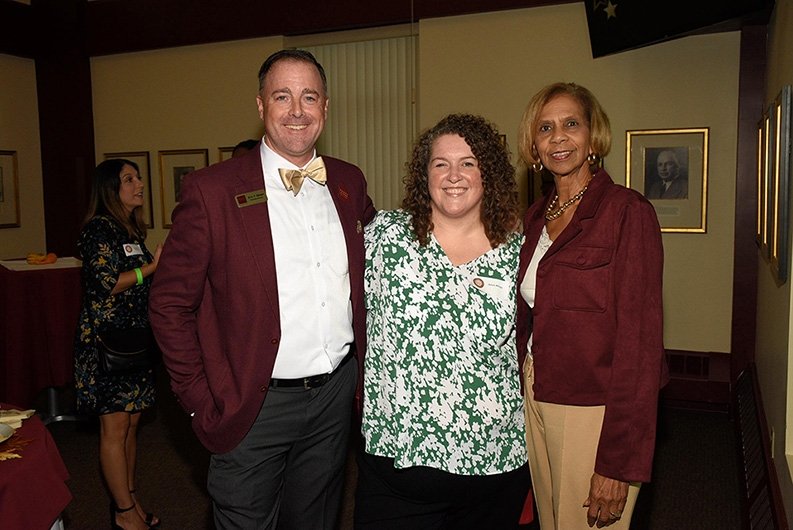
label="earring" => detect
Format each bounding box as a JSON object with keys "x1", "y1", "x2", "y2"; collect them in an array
[
  {"x1": 531, "y1": 161, "x2": 544, "y2": 172},
  {"x1": 587, "y1": 153, "x2": 600, "y2": 166}
]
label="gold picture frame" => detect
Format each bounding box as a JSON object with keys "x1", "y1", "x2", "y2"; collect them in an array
[
  {"x1": 104, "y1": 151, "x2": 154, "y2": 228},
  {"x1": 626, "y1": 128, "x2": 709, "y2": 233},
  {"x1": 757, "y1": 110, "x2": 772, "y2": 260},
  {"x1": 764, "y1": 86, "x2": 791, "y2": 283},
  {"x1": 158, "y1": 149, "x2": 209, "y2": 228},
  {"x1": 0, "y1": 150, "x2": 20, "y2": 228}
]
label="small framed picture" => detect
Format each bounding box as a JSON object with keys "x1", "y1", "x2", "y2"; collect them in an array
[
  {"x1": 158, "y1": 149, "x2": 209, "y2": 228},
  {"x1": 757, "y1": 110, "x2": 772, "y2": 260},
  {"x1": 764, "y1": 85, "x2": 791, "y2": 283},
  {"x1": 104, "y1": 151, "x2": 154, "y2": 228},
  {"x1": 0, "y1": 150, "x2": 20, "y2": 228},
  {"x1": 626, "y1": 128, "x2": 709, "y2": 233},
  {"x1": 218, "y1": 147, "x2": 235, "y2": 162}
]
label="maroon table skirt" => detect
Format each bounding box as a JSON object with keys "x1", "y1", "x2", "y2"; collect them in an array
[
  {"x1": 0, "y1": 404, "x2": 72, "y2": 529},
  {"x1": 0, "y1": 263, "x2": 82, "y2": 407}
]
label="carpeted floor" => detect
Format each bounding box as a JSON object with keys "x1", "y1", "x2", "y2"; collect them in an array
[
  {"x1": 43, "y1": 367, "x2": 742, "y2": 529},
  {"x1": 630, "y1": 406, "x2": 742, "y2": 529}
]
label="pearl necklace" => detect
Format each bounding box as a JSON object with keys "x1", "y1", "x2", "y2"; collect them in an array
[{"x1": 545, "y1": 184, "x2": 589, "y2": 221}]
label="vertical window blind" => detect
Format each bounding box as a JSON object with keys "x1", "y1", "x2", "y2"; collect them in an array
[{"x1": 305, "y1": 36, "x2": 416, "y2": 210}]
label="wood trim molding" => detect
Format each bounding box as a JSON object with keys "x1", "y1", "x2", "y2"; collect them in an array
[
  {"x1": 661, "y1": 350, "x2": 731, "y2": 410},
  {"x1": 730, "y1": 26, "x2": 766, "y2": 380},
  {"x1": 35, "y1": 0, "x2": 95, "y2": 257},
  {"x1": 735, "y1": 365, "x2": 789, "y2": 529}
]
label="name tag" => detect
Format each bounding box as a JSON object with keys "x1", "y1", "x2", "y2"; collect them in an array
[
  {"x1": 236, "y1": 189, "x2": 268, "y2": 208},
  {"x1": 123, "y1": 243, "x2": 143, "y2": 256},
  {"x1": 470, "y1": 275, "x2": 509, "y2": 300}
]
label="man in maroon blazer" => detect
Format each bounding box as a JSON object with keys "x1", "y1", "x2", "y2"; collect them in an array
[{"x1": 149, "y1": 49, "x2": 375, "y2": 529}]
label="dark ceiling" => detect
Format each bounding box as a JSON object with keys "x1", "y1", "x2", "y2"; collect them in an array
[
  {"x1": 0, "y1": 0, "x2": 574, "y2": 58},
  {"x1": 0, "y1": 0, "x2": 773, "y2": 59}
]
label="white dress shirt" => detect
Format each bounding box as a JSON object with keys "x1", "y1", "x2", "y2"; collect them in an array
[
  {"x1": 520, "y1": 226, "x2": 552, "y2": 357},
  {"x1": 260, "y1": 142, "x2": 353, "y2": 378}
]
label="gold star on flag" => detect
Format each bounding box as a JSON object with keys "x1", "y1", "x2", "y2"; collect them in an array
[{"x1": 605, "y1": 1, "x2": 618, "y2": 18}]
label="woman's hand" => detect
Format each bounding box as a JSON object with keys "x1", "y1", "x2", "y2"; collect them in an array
[
  {"x1": 583, "y1": 472, "x2": 628, "y2": 527},
  {"x1": 151, "y1": 243, "x2": 163, "y2": 270},
  {"x1": 109, "y1": 243, "x2": 164, "y2": 295}
]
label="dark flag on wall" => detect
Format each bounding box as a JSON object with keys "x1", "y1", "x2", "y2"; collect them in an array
[{"x1": 585, "y1": 0, "x2": 774, "y2": 58}]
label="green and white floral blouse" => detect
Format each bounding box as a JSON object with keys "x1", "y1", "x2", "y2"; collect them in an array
[{"x1": 362, "y1": 210, "x2": 526, "y2": 476}]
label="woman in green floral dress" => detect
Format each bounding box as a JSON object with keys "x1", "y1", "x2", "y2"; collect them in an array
[
  {"x1": 354, "y1": 114, "x2": 531, "y2": 529},
  {"x1": 74, "y1": 159, "x2": 162, "y2": 530}
]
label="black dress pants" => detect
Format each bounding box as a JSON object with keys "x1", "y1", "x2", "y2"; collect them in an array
[{"x1": 354, "y1": 450, "x2": 530, "y2": 530}]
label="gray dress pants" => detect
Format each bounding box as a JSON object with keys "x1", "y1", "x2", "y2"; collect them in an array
[{"x1": 208, "y1": 356, "x2": 356, "y2": 530}]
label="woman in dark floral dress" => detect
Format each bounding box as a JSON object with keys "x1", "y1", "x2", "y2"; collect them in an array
[{"x1": 74, "y1": 159, "x2": 162, "y2": 530}]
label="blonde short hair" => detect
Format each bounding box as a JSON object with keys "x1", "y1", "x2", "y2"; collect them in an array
[{"x1": 517, "y1": 82, "x2": 612, "y2": 167}]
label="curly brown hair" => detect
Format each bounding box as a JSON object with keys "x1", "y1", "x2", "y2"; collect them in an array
[{"x1": 402, "y1": 114, "x2": 520, "y2": 247}]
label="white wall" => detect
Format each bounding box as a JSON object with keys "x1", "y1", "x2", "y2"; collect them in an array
[
  {"x1": 91, "y1": 37, "x2": 283, "y2": 247},
  {"x1": 5, "y1": 3, "x2": 742, "y2": 361},
  {"x1": 0, "y1": 54, "x2": 45, "y2": 258},
  {"x1": 418, "y1": 3, "x2": 739, "y2": 352},
  {"x1": 756, "y1": 0, "x2": 793, "y2": 520}
]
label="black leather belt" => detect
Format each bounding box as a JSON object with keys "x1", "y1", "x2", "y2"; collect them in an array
[
  {"x1": 270, "y1": 373, "x2": 332, "y2": 389},
  {"x1": 269, "y1": 354, "x2": 352, "y2": 390}
]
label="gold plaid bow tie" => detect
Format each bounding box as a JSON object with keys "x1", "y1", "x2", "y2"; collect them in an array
[{"x1": 278, "y1": 157, "x2": 327, "y2": 196}]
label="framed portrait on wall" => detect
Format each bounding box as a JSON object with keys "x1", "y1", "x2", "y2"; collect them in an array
[
  {"x1": 158, "y1": 149, "x2": 209, "y2": 228},
  {"x1": 766, "y1": 86, "x2": 791, "y2": 283},
  {"x1": 756, "y1": 110, "x2": 772, "y2": 260},
  {"x1": 0, "y1": 150, "x2": 20, "y2": 228},
  {"x1": 626, "y1": 128, "x2": 709, "y2": 233},
  {"x1": 218, "y1": 146, "x2": 235, "y2": 162},
  {"x1": 104, "y1": 151, "x2": 154, "y2": 228}
]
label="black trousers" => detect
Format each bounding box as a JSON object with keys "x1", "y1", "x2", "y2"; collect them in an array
[
  {"x1": 207, "y1": 356, "x2": 356, "y2": 530},
  {"x1": 354, "y1": 450, "x2": 531, "y2": 530}
]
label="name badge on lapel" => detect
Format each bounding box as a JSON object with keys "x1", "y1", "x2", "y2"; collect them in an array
[
  {"x1": 123, "y1": 244, "x2": 143, "y2": 256},
  {"x1": 235, "y1": 189, "x2": 267, "y2": 208}
]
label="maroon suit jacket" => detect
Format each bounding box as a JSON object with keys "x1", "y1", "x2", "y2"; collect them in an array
[
  {"x1": 516, "y1": 169, "x2": 668, "y2": 483},
  {"x1": 149, "y1": 147, "x2": 375, "y2": 453}
]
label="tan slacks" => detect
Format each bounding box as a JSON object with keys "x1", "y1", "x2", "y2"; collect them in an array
[{"x1": 523, "y1": 357, "x2": 640, "y2": 530}]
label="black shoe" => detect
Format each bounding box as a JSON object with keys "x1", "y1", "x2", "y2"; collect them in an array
[
  {"x1": 110, "y1": 502, "x2": 136, "y2": 530},
  {"x1": 130, "y1": 489, "x2": 161, "y2": 528}
]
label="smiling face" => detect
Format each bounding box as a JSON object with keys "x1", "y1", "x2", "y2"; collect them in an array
[
  {"x1": 534, "y1": 93, "x2": 592, "y2": 179},
  {"x1": 428, "y1": 134, "x2": 484, "y2": 225},
  {"x1": 118, "y1": 163, "x2": 144, "y2": 213},
  {"x1": 257, "y1": 59, "x2": 328, "y2": 167}
]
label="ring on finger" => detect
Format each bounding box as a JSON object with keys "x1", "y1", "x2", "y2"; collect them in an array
[{"x1": 609, "y1": 511, "x2": 622, "y2": 519}]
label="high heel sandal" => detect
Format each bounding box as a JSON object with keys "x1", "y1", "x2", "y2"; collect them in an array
[
  {"x1": 130, "y1": 489, "x2": 161, "y2": 528},
  {"x1": 110, "y1": 502, "x2": 136, "y2": 530}
]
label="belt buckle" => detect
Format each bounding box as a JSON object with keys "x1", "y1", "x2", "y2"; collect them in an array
[{"x1": 303, "y1": 374, "x2": 327, "y2": 389}]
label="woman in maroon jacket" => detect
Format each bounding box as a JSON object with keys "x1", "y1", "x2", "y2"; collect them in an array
[{"x1": 516, "y1": 82, "x2": 668, "y2": 529}]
